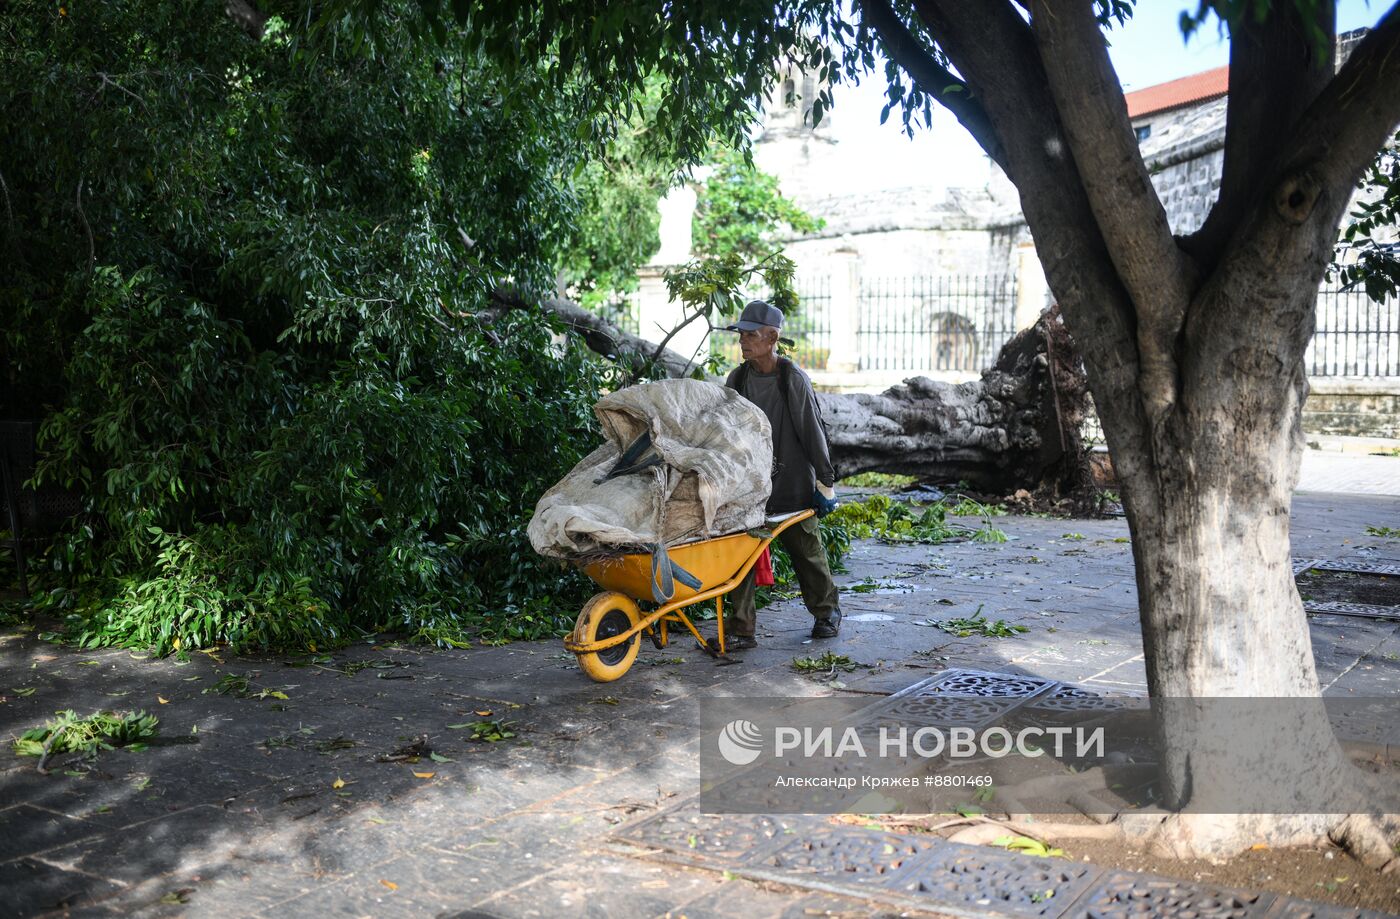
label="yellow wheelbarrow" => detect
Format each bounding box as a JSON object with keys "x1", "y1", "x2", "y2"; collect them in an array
[{"x1": 563, "y1": 509, "x2": 815, "y2": 682}]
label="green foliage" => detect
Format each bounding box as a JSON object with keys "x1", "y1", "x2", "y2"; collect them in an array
[
  {"x1": 559, "y1": 79, "x2": 675, "y2": 307},
  {"x1": 924, "y1": 607, "x2": 1028, "y2": 638},
  {"x1": 13, "y1": 710, "x2": 159, "y2": 758},
  {"x1": 2, "y1": 1, "x2": 643, "y2": 653},
  {"x1": 1366, "y1": 525, "x2": 1400, "y2": 538},
  {"x1": 830, "y1": 493, "x2": 1009, "y2": 544},
  {"x1": 692, "y1": 148, "x2": 823, "y2": 265},
  {"x1": 1333, "y1": 130, "x2": 1400, "y2": 303},
  {"x1": 991, "y1": 835, "x2": 1066, "y2": 859},
  {"x1": 828, "y1": 494, "x2": 955, "y2": 543},
  {"x1": 791, "y1": 651, "x2": 858, "y2": 673},
  {"x1": 463, "y1": 719, "x2": 516, "y2": 742},
  {"x1": 840, "y1": 472, "x2": 917, "y2": 488}
]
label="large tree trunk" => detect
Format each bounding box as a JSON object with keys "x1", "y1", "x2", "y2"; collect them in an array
[
  {"x1": 867, "y1": 0, "x2": 1400, "y2": 865},
  {"x1": 820, "y1": 306, "x2": 1090, "y2": 493},
  {"x1": 489, "y1": 290, "x2": 1092, "y2": 494},
  {"x1": 1118, "y1": 343, "x2": 1364, "y2": 858}
]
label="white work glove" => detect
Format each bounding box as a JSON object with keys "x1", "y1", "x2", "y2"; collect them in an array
[{"x1": 815, "y1": 482, "x2": 836, "y2": 501}]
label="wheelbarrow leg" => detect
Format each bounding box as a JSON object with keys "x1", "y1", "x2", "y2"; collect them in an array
[{"x1": 715, "y1": 594, "x2": 725, "y2": 654}]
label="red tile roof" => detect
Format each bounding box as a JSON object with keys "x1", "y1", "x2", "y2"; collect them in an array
[{"x1": 1125, "y1": 65, "x2": 1229, "y2": 119}]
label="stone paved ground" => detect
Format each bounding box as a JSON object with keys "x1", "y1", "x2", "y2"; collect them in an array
[
  {"x1": 1299, "y1": 451, "x2": 1400, "y2": 496},
  {"x1": 1, "y1": 492, "x2": 1399, "y2": 917}
]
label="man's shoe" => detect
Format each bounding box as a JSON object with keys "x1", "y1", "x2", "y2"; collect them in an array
[
  {"x1": 709, "y1": 634, "x2": 757, "y2": 652},
  {"x1": 810, "y1": 608, "x2": 842, "y2": 639}
]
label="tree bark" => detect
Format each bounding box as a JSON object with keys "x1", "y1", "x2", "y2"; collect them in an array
[
  {"x1": 493, "y1": 290, "x2": 1091, "y2": 494},
  {"x1": 863, "y1": 0, "x2": 1400, "y2": 863},
  {"x1": 820, "y1": 307, "x2": 1089, "y2": 493}
]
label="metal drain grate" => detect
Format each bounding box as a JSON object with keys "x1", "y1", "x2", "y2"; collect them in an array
[
  {"x1": 1312, "y1": 560, "x2": 1400, "y2": 577},
  {"x1": 1304, "y1": 600, "x2": 1400, "y2": 622}
]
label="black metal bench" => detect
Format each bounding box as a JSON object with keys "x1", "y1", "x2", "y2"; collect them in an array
[{"x1": 0, "y1": 421, "x2": 82, "y2": 598}]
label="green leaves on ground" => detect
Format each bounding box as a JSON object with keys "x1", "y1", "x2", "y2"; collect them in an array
[
  {"x1": 992, "y1": 835, "x2": 1065, "y2": 859},
  {"x1": 791, "y1": 651, "x2": 860, "y2": 673},
  {"x1": 13, "y1": 710, "x2": 159, "y2": 759},
  {"x1": 204, "y1": 672, "x2": 289, "y2": 701},
  {"x1": 839, "y1": 472, "x2": 918, "y2": 488},
  {"x1": 450, "y1": 719, "x2": 517, "y2": 742},
  {"x1": 826, "y1": 495, "x2": 1008, "y2": 545},
  {"x1": 919, "y1": 606, "x2": 1028, "y2": 639}
]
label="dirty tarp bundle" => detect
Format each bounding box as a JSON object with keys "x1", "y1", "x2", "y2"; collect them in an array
[{"x1": 528, "y1": 379, "x2": 773, "y2": 600}]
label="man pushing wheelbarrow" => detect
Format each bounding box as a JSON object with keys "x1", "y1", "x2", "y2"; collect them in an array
[
  {"x1": 528, "y1": 302, "x2": 842, "y2": 682},
  {"x1": 718, "y1": 299, "x2": 843, "y2": 650}
]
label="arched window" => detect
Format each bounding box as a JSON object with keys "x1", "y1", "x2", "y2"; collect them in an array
[
  {"x1": 782, "y1": 78, "x2": 796, "y2": 109},
  {"x1": 929, "y1": 312, "x2": 979, "y2": 371}
]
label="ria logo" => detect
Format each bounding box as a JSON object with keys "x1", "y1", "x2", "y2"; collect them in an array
[{"x1": 717, "y1": 719, "x2": 764, "y2": 765}]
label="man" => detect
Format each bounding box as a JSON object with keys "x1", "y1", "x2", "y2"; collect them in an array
[{"x1": 718, "y1": 299, "x2": 842, "y2": 651}]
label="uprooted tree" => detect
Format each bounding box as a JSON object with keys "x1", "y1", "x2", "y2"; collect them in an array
[
  {"x1": 488, "y1": 289, "x2": 1092, "y2": 494},
  {"x1": 428, "y1": 0, "x2": 1400, "y2": 862}
]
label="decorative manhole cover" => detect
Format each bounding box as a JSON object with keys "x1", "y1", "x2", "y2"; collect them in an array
[
  {"x1": 1073, "y1": 871, "x2": 1262, "y2": 918},
  {"x1": 1304, "y1": 601, "x2": 1400, "y2": 622},
  {"x1": 1297, "y1": 568, "x2": 1400, "y2": 620},
  {"x1": 924, "y1": 668, "x2": 1057, "y2": 699},
  {"x1": 878, "y1": 693, "x2": 1023, "y2": 727},
  {"x1": 1314, "y1": 559, "x2": 1400, "y2": 577},
  {"x1": 753, "y1": 830, "x2": 942, "y2": 885},
  {"x1": 1020, "y1": 684, "x2": 1144, "y2": 724},
  {"x1": 890, "y1": 844, "x2": 1099, "y2": 917}
]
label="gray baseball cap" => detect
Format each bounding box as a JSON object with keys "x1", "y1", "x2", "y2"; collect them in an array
[{"x1": 723, "y1": 299, "x2": 785, "y2": 332}]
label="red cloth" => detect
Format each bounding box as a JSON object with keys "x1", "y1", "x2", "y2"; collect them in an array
[{"x1": 754, "y1": 546, "x2": 775, "y2": 586}]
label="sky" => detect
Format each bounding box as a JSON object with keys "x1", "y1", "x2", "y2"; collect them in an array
[{"x1": 816, "y1": 0, "x2": 1387, "y2": 194}]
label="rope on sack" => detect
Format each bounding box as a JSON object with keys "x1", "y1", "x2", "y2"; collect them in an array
[{"x1": 645, "y1": 465, "x2": 701, "y2": 604}]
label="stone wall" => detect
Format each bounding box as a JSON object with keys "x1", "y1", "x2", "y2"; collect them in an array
[
  {"x1": 1135, "y1": 97, "x2": 1226, "y2": 234},
  {"x1": 781, "y1": 224, "x2": 1024, "y2": 280},
  {"x1": 1304, "y1": 380, "x2": 1400, "y2": 439}
]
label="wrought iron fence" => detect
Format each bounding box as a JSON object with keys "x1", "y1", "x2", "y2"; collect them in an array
[
  {"x1": 857, "y1": 275, "x2": 1018, "y2": 373},
  {"x1": 709, "y1": 275, "x2": 833, "y2": 371},
  {"x1": 595, "y1": 294, "x2": 640, "y2": 337},
  {"x1": 1307, "y1": 284, "x2": 1400, "y2": 377}
]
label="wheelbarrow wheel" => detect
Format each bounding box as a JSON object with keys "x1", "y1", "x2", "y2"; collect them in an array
[{"x1": 573, "y1": 592, "x2": 641, "y2": 682}]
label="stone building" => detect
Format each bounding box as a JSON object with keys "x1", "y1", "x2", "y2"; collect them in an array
[{"x1": 638, "y1": 62, "x2": 1048, "y2": 390}]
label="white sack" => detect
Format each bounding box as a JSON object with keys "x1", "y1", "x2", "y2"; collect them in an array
[{"x1": 528, "y1": 379, "x2": 772, "y2": 559}]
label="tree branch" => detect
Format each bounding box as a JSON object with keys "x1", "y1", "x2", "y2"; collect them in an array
[
  {"x1": 1190, "y1": 3, "x2": 1400, "y2": 372},
  {"x1": 1030, "y1": 0, "x2": 1191, "y2": 427},
  {"x1": 1275, "y1": 3, "x2": 1400, "y2": 207},
  {"x1": 856, "y1": 0, "x2": 1008, "y2": 170},
  {"x1": 1184, "y1": 4, "x2": 1335, "y2": 270},
  {"x1": 486, "y1": 288, "x2": 693, "y2": 378},
  {"x1": 75, "y1": 177, "x2": 94, "y2": 275},
  {"x1": 225, "y1": 0, "x2": 269, "y2": 39},
  {"x1": 896, "y1": 0, "x2": 1160, "y2": 513}
]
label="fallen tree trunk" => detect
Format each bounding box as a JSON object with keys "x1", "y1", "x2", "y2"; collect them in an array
[
  {"x1": 819, "y1": 310, "x2": 1090, "y2": 492},
  {"x1": 489, "y1": 290, "x2": 1091, "y2": 494}
]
